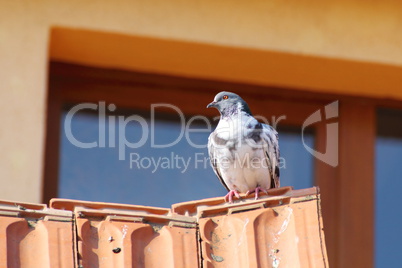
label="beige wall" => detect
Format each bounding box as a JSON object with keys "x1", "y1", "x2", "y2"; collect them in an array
[{"x1": 1, "y1": 0, "x2": 402, "y2": 202}]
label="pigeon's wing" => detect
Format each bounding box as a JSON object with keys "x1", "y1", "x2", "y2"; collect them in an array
[
  {"x1": 261, "y1": 124, "x2": 280, "y2": 188},
  {"x1": 208, "y1": 132, "x2": 230, "y2": 191}
]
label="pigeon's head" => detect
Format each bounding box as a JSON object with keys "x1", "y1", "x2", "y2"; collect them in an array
[{"x1": 207, "y1": 91, "x2": 251, "y2": 116}]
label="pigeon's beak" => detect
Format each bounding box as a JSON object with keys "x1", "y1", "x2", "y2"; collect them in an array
[{"x1": 207, "y1": 101, "x2": 217, "y2": 108}]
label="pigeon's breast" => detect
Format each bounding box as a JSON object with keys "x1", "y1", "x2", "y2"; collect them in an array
[
  {"x1": 215, "y1": 113, "x2": 256, "y2": 141},
  {"x1": 214, "y1": 139, "x2": 271, "y2": 192},
  {"x1": 215, "y1": 118, "x2": 242, "y2": 141},
  {"x1": 211, "y1": 115, "x2": 272, "y2": 192}
]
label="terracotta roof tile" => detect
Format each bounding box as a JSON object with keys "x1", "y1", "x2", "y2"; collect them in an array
[
  {"x1": 0, "y1": 187, "x2": 328, "y2": 267},
  {"x1": 0, "y1": 200, "x2": 73, "y2": 268},
  {"x1": 174, "y1": 186, "x2": 328, "y2": 268},
  {"x1": 51, "y1": 199, "x2": 198, "y2": 268}
]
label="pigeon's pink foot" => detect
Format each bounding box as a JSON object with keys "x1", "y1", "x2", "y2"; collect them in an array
[
  {"x1": 246, "y1": 186, "x2": 268, "y2": 200},
  {"x1": 224, "y1": 190, "x2": 241, "y2": 203}
]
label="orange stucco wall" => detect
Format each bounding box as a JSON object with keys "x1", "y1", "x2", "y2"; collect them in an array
[{"x1": 1, "y1": 0, "x2": 402, "y2": 202}]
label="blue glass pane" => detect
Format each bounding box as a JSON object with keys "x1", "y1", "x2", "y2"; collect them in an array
[
  {"x1": 376, "y1": 110, "x2": 402, "y2": 268},
  {"x1": 280, "y1": 132, "x2": 314, "y2": 189},
  {"x1": 59, "y1": 110, "x2": 314, "y2": 207}
]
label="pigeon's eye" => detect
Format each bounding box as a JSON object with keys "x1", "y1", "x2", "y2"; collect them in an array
[{"x1": 223, "y1": 95, "x2": 229, "y2": 100}]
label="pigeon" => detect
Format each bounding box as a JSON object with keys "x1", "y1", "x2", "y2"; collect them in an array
[{"x1": 207, "y1": 92, "x2": 280, "y2": 203}]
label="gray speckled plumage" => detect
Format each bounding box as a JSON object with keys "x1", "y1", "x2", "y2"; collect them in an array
[{"x1": 207, "y1": 92, "x2": 280, "y2": 200}]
